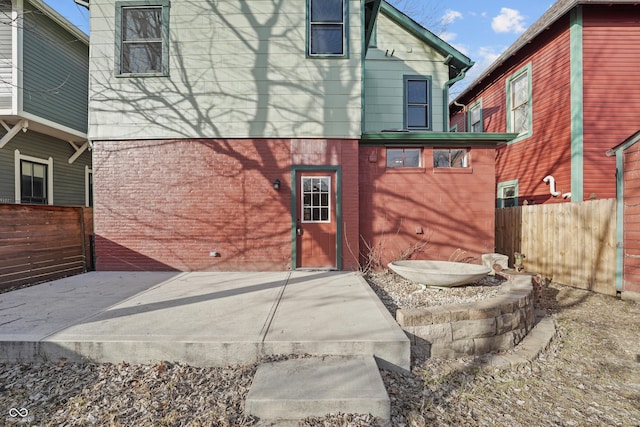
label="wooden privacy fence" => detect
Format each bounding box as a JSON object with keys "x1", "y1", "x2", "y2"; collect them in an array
[
  {"x1": 495, "y1": 199, "x2": 616, "y2": 295},
  {"x1": 0, "y1": 205, "x2": 93, "y2": 291}
]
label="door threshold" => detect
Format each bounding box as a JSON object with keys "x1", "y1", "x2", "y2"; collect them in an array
[{"x1": 295, "y1": 267, "x2": 338, "y2": 272}]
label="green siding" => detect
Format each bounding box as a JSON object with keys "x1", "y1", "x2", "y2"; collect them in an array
[
  {"x1": 22, "y1": 2, "x2": 88, "y2": 133},
  {"x1": 570, "y1": 7, "x2": 584, "y2": 202},
  {"x1": 0, "y1": 130, "x2": 91, "y2": 206}
]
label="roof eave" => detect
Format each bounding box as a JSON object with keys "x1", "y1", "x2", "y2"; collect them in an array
[
  {"x1": 29, "y1": 0, "x2": 89, "y2": 44},
  {"x1": 361, "y1": 131, "x2": 519, "y2": 147},
  {"x1": 452, "y1": 0, "x2": 640, "y2": 106},
  {"x1": 379, "y1": 1, "x2": 473, "y2": 73}
]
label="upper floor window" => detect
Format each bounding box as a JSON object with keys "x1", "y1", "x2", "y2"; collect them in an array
[
  {"x1": 116, "y1": 1, "x2": 170, "y2": 76},
  {"x1": 308, "y1": 0, "x2": 347, "y2": 57},
  {"x1": 434, "y1": 149, "x2": 469, "y2": 168},
  {"x1": 386, "y1": 148, "x2": 421, "y2": 168},
  {"x1": 469, "y1": 101, "x2": 482, "y2": 133},
  {"x1": 404, "y1": 76, "x2": 432, "y2": 130},
  {"x1": 506, "y1": 64, "x2": 532, "y2": 139}
]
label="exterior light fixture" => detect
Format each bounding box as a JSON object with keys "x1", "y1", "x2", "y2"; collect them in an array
[{"x1": 273, "y1": 179, "x2": 281, "y2": 191}]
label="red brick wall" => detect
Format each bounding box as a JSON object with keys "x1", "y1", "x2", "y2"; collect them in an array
[
  {"x1": 93, "y1": 138, "x2": 359, "y2": 271},
  {"x1": 358, "y1": 146, "x2": 496, "y2": 267}
]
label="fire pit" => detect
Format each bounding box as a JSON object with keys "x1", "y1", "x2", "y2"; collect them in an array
[{"x1": 388, "y1": 260, "x2": 491, "y2": 287}]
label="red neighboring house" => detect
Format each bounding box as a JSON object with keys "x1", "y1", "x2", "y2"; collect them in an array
[{"x1": 450, "y1": 0, "x2": 640, "y2": 208}]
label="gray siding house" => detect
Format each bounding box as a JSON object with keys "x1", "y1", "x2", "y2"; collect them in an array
[{"x1": 0, "y1": 0, "x2": 90, "y2": 206}]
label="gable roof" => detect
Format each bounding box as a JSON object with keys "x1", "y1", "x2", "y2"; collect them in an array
[
  {"x1": 30, "y1": 0, "x2": 89, "y2": 44},
  {"x1": 452, "y1": 0, "x2": 638, "y2": 104},
  {"x1": 378, "y1": 1, "x2": 473, "y2": 78}
]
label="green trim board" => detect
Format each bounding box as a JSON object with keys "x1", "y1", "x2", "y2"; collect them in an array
[
  {"x1": 114, "y1": 0, "x2": 171, "y2": 77},
  {"x1": 290, "y1": 165, "x2": 343, "y2": 270},
  {"x1": 361, "y1": 131, "x2": 518, "y2": 146},
  {"x1": 363, "y1": 0, "x2": 382, "y2": 54},
  {"x1": 570, "y1": 6, "x2": 584, "y2": 202},
  {"x1": 505, "y1": 63, "x2": 533, "y2": 144},
  {"x1": 605, "y1": 130, "x2": 640, "y2": 293}
]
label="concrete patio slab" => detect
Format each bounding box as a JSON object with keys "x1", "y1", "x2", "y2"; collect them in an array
[{"x1": 0, "y1": 271, "x2": 410, "y2": 370}]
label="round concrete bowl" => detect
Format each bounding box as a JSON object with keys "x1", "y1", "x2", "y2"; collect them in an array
[{"x1": 388, "y1": 260, "x2": 491, "y2": 287}]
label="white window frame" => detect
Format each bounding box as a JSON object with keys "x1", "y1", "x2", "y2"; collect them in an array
[
  {"x1": 469, "y1": 100, "x2": 483, "y2": 133},
  {"x1": 15, "y1": 149, "x2": 53, "y2": 205},
  {"x1": 301, "y1": 176, "x2": 332, "y2": 223},
  {"x1": 85, "y1": 165, "x2": 93, "y2": 207},
  {"x1": 506, "y1": 64, "x2": 533, "y2": 141}
]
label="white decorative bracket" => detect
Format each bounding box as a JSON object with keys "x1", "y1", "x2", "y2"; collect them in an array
[
  {"x1": 0, "y1": 119, "x2": 29, "y2": 149},
  {"x1": 67, "y1": 140, "x2": 89, "y2": 164}
]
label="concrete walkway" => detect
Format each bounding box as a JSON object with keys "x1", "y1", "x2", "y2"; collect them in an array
[{"x1": 0, "y1": 271, "x2": 410, "y2": 370}]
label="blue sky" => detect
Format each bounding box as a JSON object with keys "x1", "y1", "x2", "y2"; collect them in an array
[{"x1": 45, "y1": 0, "x2": 553, "y2": 94}]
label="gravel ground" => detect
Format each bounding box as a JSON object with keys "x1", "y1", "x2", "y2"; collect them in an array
[{"x1": 1, "y1": 272, "x2": 639, "y2": 426}]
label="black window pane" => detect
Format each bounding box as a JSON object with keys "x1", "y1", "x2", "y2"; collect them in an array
[
  {"x1": 312, "y1": 208, "x2": 320, "y2": 221},
  {"x1": 321, "y1": 208, "x2": 329, "y2": 221},
  {"x1": 310, "y1": 26, "x2": 343, "y2": 55},
  {"x1": 407, "y1": 106, "x2": 427, "y2": 128},
  {"x1": 123, "y1": 8, "x2": 161, "y2": 41},
  {"x1": 311, "y1": 0, "x2": 343, "y2": 22},
  {"x1": 407, "y1": 80, "x2": 427, "y2": 104},
  {"x1": 122, "y1": 42, "x2": 162, "y2": 73}
]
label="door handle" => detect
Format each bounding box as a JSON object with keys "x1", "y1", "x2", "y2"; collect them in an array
[{"x1": 296, "y1": 225, "x2": 303, "y2": 236}]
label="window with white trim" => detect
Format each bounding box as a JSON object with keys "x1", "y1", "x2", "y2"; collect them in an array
[
  {"x1": 302, "y1": 177, "x2": 331, "y2": 222},
  {"x1": 116, "y1": 1, "x2": 170, "y2": 76},
  {"x1": 497, "y1": 181, "x2": 518, "y2": 208},
  {"x1": 469, "y1": 101, "x2": 482, "y2": 133},
  {"x1": 86, "y1": 166, "x2": 93, "y2": 207},
  {"x1": 15, "y1": 150, "x2": 53, "y2": 205},
  {"x1": 308, "y1": 0, "x2": 346, "y2": 57},
  {"x1": 507, "y1": 65, "x2": 532, "y2": 137}
]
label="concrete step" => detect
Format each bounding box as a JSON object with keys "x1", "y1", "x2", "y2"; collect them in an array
[{"x1": 245, "y1": 355, "x2": 390, "y2": 423}]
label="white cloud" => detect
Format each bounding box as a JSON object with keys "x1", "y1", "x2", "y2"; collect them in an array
[
  {"x1": 441, "y1": 9, "x2": 463, "y2": 25},
  {"x1": 438, "y1": 31, "x2": 457, "y2": 43},
  {"x1": 491, "y1": 8, "x2": 526, "y2": 34}
]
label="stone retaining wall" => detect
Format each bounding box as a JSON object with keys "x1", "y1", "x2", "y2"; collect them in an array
[{"x1": 396, "y1": 275, "x2": 536, "y2": 358}]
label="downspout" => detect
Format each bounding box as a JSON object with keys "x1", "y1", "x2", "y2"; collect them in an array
[
  {"x1": 443, "y1": 64, "x2": 471, "y2": 132},
  {"x1": 452, "y1": 101, "x2": 466, "y2": 132}
]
